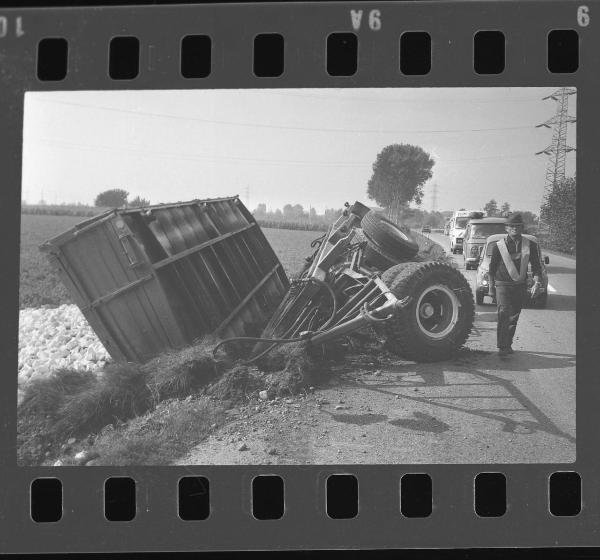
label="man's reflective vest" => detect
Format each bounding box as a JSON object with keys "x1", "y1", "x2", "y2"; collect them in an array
[{"x1": 497, "y1": 236, "x2": 530, "y2": 283}]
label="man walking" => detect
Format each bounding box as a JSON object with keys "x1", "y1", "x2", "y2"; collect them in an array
[{"x1": 488, "y1": 213, "x2": 542, "y2": 356}]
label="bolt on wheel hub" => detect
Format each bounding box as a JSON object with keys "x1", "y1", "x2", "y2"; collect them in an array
[{"x1": 419, "y1": 302, "x2": 435, "y2": 319}]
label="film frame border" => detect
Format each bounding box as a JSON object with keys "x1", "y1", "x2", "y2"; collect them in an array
[{"x1": 0, "y1": 0, "x2": 597, "y2": 552}]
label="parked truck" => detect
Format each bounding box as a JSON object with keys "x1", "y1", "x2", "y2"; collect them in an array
[{"x1": 448, "y1": 210, "x2": 484, "y2": 254}]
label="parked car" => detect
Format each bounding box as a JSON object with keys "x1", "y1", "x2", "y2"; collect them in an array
[
  {"x1": 462, "y1": 217, "x2": 507, "y2": 270},
  {"x1": 475, "y1": 233, "x2": 550, "y2": 307}
]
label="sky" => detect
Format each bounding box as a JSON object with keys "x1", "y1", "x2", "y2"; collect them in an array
[{"x1": 21, "y1": 87, "x2": 577, "y2": 214}]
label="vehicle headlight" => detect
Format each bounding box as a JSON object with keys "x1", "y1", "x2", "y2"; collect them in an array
[{"x1": 470, "y1": 246, "x2": 479, "y2": 256}]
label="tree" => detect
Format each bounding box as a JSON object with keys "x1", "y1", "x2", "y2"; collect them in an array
[
  {"x1": 367, "y1": 144, "x2": 435, "y2": 224},
  {"x1": 253, "y1": 203, "x2": 267, "y2": 218},
  {"x1": 129, "y1": 195, "x2": 151, "y2": 207},
  {"x1": 540, "y1": 177, "x2": 576, "y2": 253},
  {"x1": 95, "y1": 189, "x2": 129, "y2": 208},
  {"x1": 500, "y1": 202, "x2": 511, "y2": 216},
  {"x1": 483, "y1": 199, "x2": 498, "y2": 217}
]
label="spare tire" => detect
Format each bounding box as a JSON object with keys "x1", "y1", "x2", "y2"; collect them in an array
[
  {"x1": 361, "y1": 211, "x2": 419, "y2": 263},
  {"x1": 380, "y1": 261, "x2": 475, "y2": 362}
]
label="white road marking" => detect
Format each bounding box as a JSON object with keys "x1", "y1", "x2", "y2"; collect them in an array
[{"x1": 547, "y1": 283, "x2": 557, "y2": 293}]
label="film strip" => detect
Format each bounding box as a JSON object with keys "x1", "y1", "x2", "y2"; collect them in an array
[{"x1": 0, "y1": 0, "x2": 596, "y2": 552}]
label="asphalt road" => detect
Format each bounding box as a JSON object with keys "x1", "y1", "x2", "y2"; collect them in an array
[{"x1": 178, "y1": 233, "x2": 576, "y2": 465}]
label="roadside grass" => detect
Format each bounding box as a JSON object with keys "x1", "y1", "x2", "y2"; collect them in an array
[
  {"x1": 17, "y1": 337, "x2": 232, "y2": 466},
  {"x1": 85, "y1": 397, "x2": 225, "y2": 466}
]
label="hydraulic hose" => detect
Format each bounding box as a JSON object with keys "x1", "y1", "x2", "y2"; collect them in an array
[{"x1": 212, "y1": 276, "x2": 338, "y2": 364}]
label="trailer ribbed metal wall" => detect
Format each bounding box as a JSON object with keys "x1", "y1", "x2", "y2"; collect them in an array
[{"x1": 40, "y1": 196, "x2": 289, "y2": 363}]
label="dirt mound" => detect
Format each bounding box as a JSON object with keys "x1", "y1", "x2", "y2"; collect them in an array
[
  {"x1": 204, "y1": 365, "x2": 263, "y2": 404},
  {"x1": 144, "y1": 337, "x2": 227, "y2": 402}
]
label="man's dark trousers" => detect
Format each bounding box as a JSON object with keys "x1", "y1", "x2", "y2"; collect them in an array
[{"x1": 496, "y1": 284, "x2": 527, "y2": 349}]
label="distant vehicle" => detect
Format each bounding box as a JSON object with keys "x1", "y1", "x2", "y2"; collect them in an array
[
  {"x1": 462, "y1": 217, "x2": 507, "y2": 270},
  {"x1": 449, "y1": 210, "x2": 482, "y2": 254},
  {"x1": 475, "y1": 233, "x2": 550, "y2": 307},
  {"x1": 444, "y1": 221, "x2": 451, "y2": 236},
  {"x1": 421, "y1": 225, "x2": 431, "y2": 233}
]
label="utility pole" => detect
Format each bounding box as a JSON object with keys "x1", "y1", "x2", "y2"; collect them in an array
[
  {"x1": 431, "y1": 183, "x2": 438, "y2": 213},
  {"x1": 535, "y1": 87, "x2": 576, "y2": 228}
]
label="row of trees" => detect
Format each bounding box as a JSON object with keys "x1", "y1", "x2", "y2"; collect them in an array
[
  {"x1": 540, "y1": 177, "x2": 576, "y2": 253},
  {"x1": 94, "y1": 189, "x2": 150, "y2": 208},
  {"x1": 482, "y1": 199, "x2": 512, "y2": 217},
  {"x1": 252, "y1": 203, "x2": 345, "y2": 228},
  {"x1": 480, "y1": 199, "x2": 539, "y2": 226}
]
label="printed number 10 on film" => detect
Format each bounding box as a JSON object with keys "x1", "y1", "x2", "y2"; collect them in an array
[{"x1": 0, "y1": 16, "x2": 25, "y2": 38}]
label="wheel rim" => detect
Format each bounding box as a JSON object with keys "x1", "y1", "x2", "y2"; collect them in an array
[{"x1": 415, "y1": 284, "x2": 460, "y2": 339}]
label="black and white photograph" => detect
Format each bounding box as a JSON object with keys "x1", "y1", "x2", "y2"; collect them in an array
[{"x1": 17, "y1": 87, "x2": 576, "y2": 466}]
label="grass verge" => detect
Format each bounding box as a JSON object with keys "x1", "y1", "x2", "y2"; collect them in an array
[
  {"x1": 17, "y1": 335, "x2": 322, "y2": 466},
  {"x1": 82, "y1": 396, "x2": 225, "y2": 466}
]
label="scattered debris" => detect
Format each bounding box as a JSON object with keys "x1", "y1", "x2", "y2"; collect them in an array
[
  {"x1": 259, "y1": 390, "x2": 268, "y2": 401},
  {"x1": 238, "y1": 443, "x2": 249, "y2": 451},
  {"x1": 74, "y1": 450, "x2": 100, "y2": 465}
]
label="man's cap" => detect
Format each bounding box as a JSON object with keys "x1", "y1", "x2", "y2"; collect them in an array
[{"x1": 505, "y1": 212, "x2": 524, "y2": 225}]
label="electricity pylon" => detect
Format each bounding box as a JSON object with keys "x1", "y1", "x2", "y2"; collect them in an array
[{"x1": 535, "y1": 87, "x2": 576, "y2": 194}]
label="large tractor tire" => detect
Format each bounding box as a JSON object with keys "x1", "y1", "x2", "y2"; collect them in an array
[
  {"x1": 380, "y1": 261, "x2": 475, "y2": 362},
  {"x1": 361, "y1": 211, "x2": 419, "y2": 266}
]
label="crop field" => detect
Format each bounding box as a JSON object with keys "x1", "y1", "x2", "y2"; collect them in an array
[
  {"x1": 19, "y1": 216, "x2": 322, "y2": 309},
  {"x1": 261, "y1": 227, "x2": 321, "y2": 276},
  {"x1": 20, "y1": 214, "x2": 84, "y2": 309},
  {"x1": 20, "y1": 215, "x2": 444, "y2": 310}
]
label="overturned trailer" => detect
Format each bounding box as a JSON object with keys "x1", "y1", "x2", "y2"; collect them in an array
[
  {"x1": 42, "y1": 197, "x2": 475, "y2": 365},
  {"x1": 40, "y1": 196, "x2": 289, "y2": 362}
]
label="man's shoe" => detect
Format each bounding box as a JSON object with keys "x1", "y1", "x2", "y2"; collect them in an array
[
  {"x1": 507, "y1": 347, "x2": 514, "y2": 354},
  {"x1": 498, "y1": 347, "x2": 511, "y2": 356}
]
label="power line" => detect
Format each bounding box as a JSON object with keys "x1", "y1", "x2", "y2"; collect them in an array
[
  {"x1": 265, "y1": 90, "x2": 550, "y2": 105},
  {"x1": 35, "y1": 98, "x2": 538, "y2": 135},
  {"x1": 32, "y1": 136, "x2": 539, "y2": 167}
]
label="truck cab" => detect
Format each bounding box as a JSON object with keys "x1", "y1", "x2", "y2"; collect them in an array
[{"x1": 449, "y1": 210, "x2": 481, "y2": 254}]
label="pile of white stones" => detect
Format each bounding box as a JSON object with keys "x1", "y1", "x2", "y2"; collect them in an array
[{"x1": 18, "y1": 304, "x2": 111, "y2": 404}]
